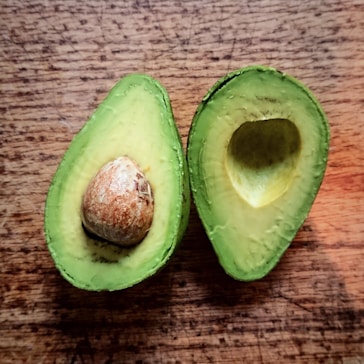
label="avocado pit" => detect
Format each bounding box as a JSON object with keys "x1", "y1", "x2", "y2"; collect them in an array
[{"x1": 81, "y1": 156, "x2": 154, "y2": 246}]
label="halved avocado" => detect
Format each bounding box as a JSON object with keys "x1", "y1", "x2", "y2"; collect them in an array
[
  {"x1": 45, "y1": 74, "x2": 190, "y2": 291},
  {"x1": 187, "y1": 65, "x2": 329, "y2": 281}
]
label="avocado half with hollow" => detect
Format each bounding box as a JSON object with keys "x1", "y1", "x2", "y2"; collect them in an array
[
  {"x1": 45, "y1": 74, "x2": 190, "y2": 291},
  {"x1": 187, "y1": 65, "x2": 329, "y2": 281}
]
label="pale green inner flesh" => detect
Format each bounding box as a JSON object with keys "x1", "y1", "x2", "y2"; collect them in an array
[
  {"x1": 47, "y1": 79, "x2": 182, "y2": 290},
  {"x1": 226, "y1": 119, "x2": 301, "y2": 208}
]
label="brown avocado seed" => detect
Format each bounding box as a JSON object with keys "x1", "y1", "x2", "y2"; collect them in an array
[{"x1": 81, "y1": 156, "x2": 154, "y2": 246}]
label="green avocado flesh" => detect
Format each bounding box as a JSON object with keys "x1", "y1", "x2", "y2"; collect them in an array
[
  {"x1": 188, "y1": 65, "x2": 329, "y2": 281},
  {"x1": 45, "y1": 74, "x2": 190, "y2": 291}
]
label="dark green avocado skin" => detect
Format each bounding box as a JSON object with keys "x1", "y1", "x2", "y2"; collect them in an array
[{"x1": 187, "y1": 65, "x2": 330, "y2": 281}]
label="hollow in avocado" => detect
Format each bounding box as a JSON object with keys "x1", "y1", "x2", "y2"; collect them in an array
[
  {"x1": 44, "y1": 74, "x2": 190, "y2": 291},
  {"x1": 187, "y1": 65, "x2": 329, "y2": 281}
]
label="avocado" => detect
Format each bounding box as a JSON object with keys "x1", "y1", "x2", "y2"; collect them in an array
[
  {"x1": 45, "y1": 74, "x2": 190, "y2": 291},
  {"x1": 187, "y1": 65, "x2": 329, "y2": 281}
]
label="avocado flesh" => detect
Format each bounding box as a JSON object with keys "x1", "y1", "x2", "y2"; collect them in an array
[
  {"x1": 45, "y1": 74, "x2": 190, "y2": 291},
  {"x1": 188, "y1": 66, "x2": 329, "y2": 281}
]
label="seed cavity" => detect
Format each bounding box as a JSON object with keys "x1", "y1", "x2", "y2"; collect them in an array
[{"x1": 225, "y1": 118, "x2": 301, "y2": 208}]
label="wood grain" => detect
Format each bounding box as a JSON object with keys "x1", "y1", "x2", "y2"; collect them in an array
[{"x1": 1, "y1": 0, "x2": 363, "y2": 363}]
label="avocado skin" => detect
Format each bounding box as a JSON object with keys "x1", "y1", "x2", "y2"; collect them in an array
[
  {"x1": 187, "y1": 65, "x2": 330, "y2": 281},
  {"x1": 44, "y1": 74, "x2": 190, "y2": 291}
]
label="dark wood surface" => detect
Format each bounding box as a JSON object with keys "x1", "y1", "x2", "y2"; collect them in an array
[{"x1": 1, "y1": 0, "x2": 363, "y2": 363}]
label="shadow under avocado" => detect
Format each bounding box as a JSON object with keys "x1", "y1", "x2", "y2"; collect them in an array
[
  {"x1": 183, "y1": 206, "x2": 361, "y2": 359},
  {"x1": 47, "y1": 202, "x2": 361, "y2": 362},
  {"x1": 49, "y1": 250, "x2": 177, "y2": 361}
]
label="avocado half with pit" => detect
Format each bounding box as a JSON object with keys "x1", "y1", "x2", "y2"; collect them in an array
[
  {"x1": 187, "y1": 65, "x2": 329, "y2": 281},
  {"x1": 44, "y1": 74, "x2": 190, "y2": 291}
]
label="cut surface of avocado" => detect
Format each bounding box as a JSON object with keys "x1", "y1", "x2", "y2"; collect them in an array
[
  {"x1": 45, "y1": 74, "x2": 190, "y2": 291},
  {"x1": 187, "y1": 65, "x2": 329, "y2": 281}
]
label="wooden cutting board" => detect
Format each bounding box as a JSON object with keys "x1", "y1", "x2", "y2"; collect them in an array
[{"x1": 1, "y1": 0, "x2": 363, "y2": 362}]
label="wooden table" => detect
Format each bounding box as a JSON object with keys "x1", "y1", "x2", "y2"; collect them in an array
[{"x1": 1, "y1": 0, "x2": 363, "y2": 362}]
